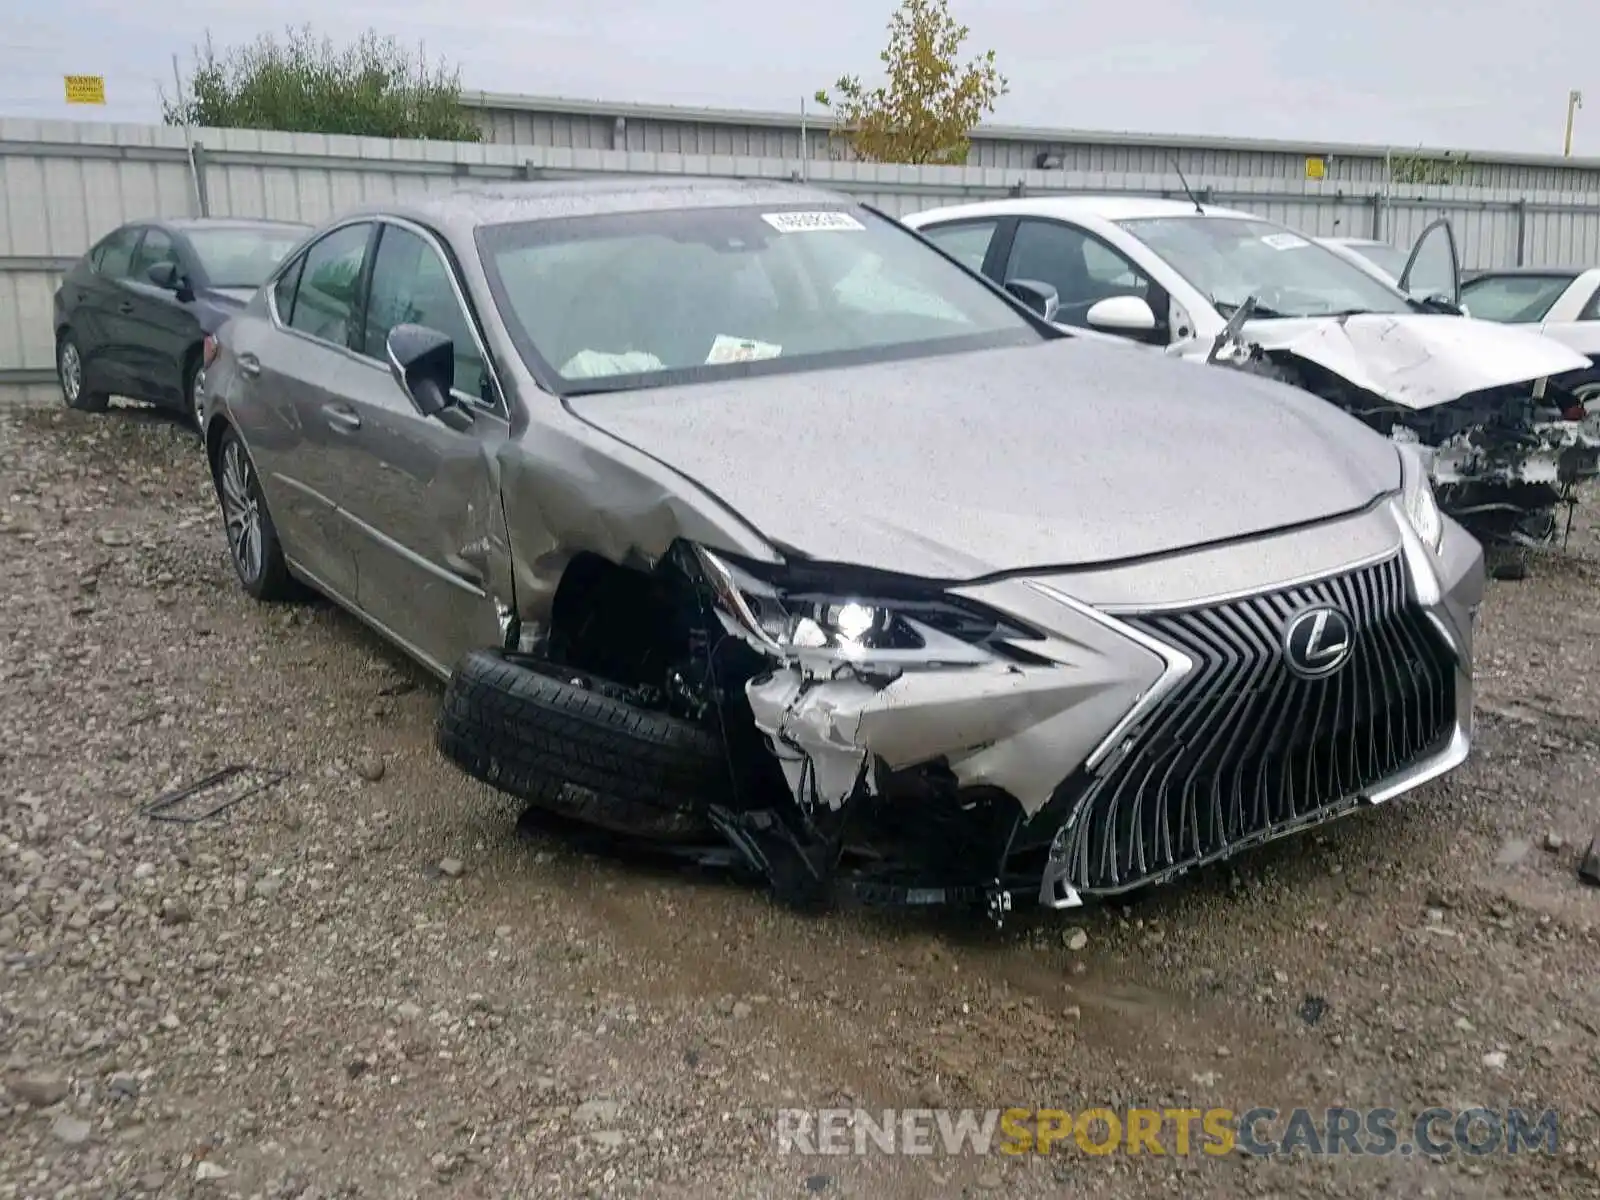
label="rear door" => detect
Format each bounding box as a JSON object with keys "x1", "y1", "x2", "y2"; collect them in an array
[
  {"x1": 227, "y1": 221, "x2": 376, "y2": 604},
  {"x1": 72, "y1": 225, "x2": 145, "y2": 396},
  {"x1": 327, "y1": 218, "x2": 508, "y2": 674}
]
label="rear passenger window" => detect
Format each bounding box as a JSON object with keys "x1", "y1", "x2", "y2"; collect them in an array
[{"x1": 286, "y1": 223, "x2": 372, "y2": 348}]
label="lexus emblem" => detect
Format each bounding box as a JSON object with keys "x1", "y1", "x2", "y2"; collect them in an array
[{"x1": 1283, "y1": 605, "x2": 1354, "y2": 678}]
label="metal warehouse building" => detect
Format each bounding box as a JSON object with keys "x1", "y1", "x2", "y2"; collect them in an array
[{"x1": 462, "y1": 91, "x2": 1600, "y2": 196}]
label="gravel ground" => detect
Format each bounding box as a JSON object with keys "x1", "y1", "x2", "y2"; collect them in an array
[{"x1": 2, "y1": 402, "x2": 1600, "y2": 1200}]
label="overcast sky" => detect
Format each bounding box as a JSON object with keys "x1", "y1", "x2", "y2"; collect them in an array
[{"x1": 2, "y1": 0, "x2": 1594, "y2": 154}]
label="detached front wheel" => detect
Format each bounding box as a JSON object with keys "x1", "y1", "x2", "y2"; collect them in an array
[{"x1": 437, "y1": 649, "x2": 728, "y2": 841}]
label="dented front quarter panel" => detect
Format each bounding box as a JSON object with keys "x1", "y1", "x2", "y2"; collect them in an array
[{"x1": 495, "y1": 405, "x2": 781, "y2": 633}]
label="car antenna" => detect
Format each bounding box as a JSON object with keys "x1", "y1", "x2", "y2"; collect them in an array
[{"x1": 1169, "y1": 155, "x2": 1205, "y2": 214}]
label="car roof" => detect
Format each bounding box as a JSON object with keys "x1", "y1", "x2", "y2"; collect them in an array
[
  {"x1": 1318, "y1": 236, "x2": 1390, "y2": 248},
  {"x1": 1462, "y1": 264, "x2": 1590, "y2": 279},
  {"x1": 905, "y1": 195, "x2": 1261, "y2": 226},
  {"x1": 158, "y1": 217, "x2": 312, "y2": 232},
  {"x1": 341, "y1": 177, "x2": 857, "y2": 236}
]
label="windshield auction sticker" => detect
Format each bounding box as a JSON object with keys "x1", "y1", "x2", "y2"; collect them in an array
[
  {"x1": 761, "y1": 211, "x2": 866, "y2": 233},
  {"x1": 706, "y1": 335, "x2": 783, "y2": 364},
  {"x1": 1260, "y1": 232, "x2": 1310, "y2": 250}
]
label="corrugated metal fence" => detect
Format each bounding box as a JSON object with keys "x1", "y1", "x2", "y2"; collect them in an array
[{"x1": 4, "y1": 117, "x2": 1600, "y2": 403}]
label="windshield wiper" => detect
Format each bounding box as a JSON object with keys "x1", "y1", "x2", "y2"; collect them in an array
[{"x1": 1214, "y1": 298, "x2": 1291, "y2": 319}]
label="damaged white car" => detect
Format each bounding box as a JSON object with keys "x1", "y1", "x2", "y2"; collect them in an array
[
  {"x1": 201, "y1": 179, "x2": 1485, "y2": 922},
  {"x1": 906, "y1": 198, "x2": 1600, "y2": 549}
]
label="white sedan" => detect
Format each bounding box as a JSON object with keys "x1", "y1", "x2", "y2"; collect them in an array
[
  {"x1": 901, "y1": 195, "x2": 1599, "y2": 548},
  {"x1": 1457, "y1": 267, "x2": 1600, "y2": 397}
]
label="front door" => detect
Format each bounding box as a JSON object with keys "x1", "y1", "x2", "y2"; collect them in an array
[
  {"x1": 1399, "y1": 218, "x2": 1462, "y2": 307},
  {"x1": 123, "y1": 227, "x2": 203, "y2": 405},
  {"x1": 999, "y1": 218, "x2": 1170, "y2": 343},
  {"x1": 325, "y1": 219, "x2": 509, "y2": 675}
]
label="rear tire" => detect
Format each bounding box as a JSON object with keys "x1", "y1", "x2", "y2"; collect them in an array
[
  {"x1": 437, "y1": 649, "x2": 727, "y2": 841},
  {"x1": 57, "y1": 330, "x2": 109, "y2": 413},
  {"x1": 213, "y1": 426, "x2": 295, "y2": 601}
]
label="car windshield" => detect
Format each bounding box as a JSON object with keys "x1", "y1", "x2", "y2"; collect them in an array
[
  {"x1": 476, "y1": 204, "x2": 1041, "y2": 391},
  {"x1": 1118, "y1": 215, "x2": 1413, "y2": 318},
  {"x1": 1344, "y1": 241, "x2": 1411, "y2": 282},
  {"x1": 186, "y1": 227, "x2": 308, "y2": 289},
  {"x1": 1458, "y1": 274, "x2": 1575, "y2": 323}
]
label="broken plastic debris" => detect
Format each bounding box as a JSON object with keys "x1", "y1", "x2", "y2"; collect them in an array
[
  {"x1": 139, "y1": 765, "x2": 288, "y2": 824},
  {"x1": 1578, "y1": 836, "x2": 1600, "y2": 887}
]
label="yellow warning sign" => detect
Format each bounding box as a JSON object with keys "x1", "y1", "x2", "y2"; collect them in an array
[
  {"x1": 1304, "y1": 156, "x2": 1327, "y2": 180},
  {"x1": 64, "y1": 75, "x2": 106, "y2": 105}
]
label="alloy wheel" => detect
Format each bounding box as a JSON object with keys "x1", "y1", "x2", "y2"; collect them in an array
[
  {"x1": 59, "y1": 341, "x2": 82, "y2": 405},
  {"x1": 219, "y1": 439, "x2": 264, "y2": 584}
]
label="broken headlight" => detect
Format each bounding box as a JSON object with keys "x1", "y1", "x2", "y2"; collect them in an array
[
  {"x1": 690, "y1": 546, "x2": 1039, "y2": 666},
  {"x1": 1397, "y1": 442, "x2": 1445, "y2": 554}
]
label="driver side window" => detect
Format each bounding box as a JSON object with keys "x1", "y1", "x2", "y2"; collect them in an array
[
  {"x1": 1004, "y1": 220, "x2": 1154, "y2": 329},
  {"x1": 130, "y1": 229, "x2": 179, "y2": 280},
  {"x1": 362, "y1": 223, "x2": 492, "y2": 406}
]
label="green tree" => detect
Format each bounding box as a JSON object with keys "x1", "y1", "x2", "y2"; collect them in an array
[
  {"x1": 1388, "y1": 148, "x2": 1472, "y2": 186},
  {"x1": 163, "y1": 26, "x2": 482, "y2": 141},
  {"x1": 815, "y1": 0, "x2": 1007, "y2": 165}
]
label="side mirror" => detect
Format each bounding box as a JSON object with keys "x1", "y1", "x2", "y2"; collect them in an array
[
  {"x1": 386, "y1": 324, "x2": 471, "y2": 430},
  {"x1": 1085, "y1": 294, "x2": 1158, "y2": 334},
  {"x1": 1005, "y1": 278, "x2": 1060, "y2": 323},
  {"x1": 146, "y1": 262, "x2": 189, "y2": 296}
]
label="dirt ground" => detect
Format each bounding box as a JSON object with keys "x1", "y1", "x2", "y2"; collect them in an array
[{"x1": 2, "y1": 402, "x2": 1599, "y2": 1200}]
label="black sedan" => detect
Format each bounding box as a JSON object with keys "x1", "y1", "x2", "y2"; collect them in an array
[{"x1": 52, "y1": 217, "x2": 310, "y2": 428}]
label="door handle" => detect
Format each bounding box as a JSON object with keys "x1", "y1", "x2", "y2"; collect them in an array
[
  {"x1": 117, "y1": 302, "x2": 135, "y2": 314},
  {"x1": 237, "y1": 353, "x2": 261, "y2": 378},
  {"x1": 321, "y1": 403, "x2": 361, "y2": 433}
]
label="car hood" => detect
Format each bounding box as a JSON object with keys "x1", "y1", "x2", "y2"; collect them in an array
[
  {"x1": 1235, "y1": 313, "x2": 1590, "y2": 409},
  {"x1": 201, "y1": 286, "x2": 257, "y2": 308},
  {"x1": 565, "y1": 338, "x2": 1400, "y2": 579}
]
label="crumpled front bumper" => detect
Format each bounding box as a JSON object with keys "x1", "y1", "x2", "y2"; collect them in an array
[{"x1": 741, "y1": 498, "x2": 1485, "y2": 909}]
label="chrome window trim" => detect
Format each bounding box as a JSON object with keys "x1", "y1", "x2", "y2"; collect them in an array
[{"x1": 263, "y1": 215, "x2": 509, "y2": 421}]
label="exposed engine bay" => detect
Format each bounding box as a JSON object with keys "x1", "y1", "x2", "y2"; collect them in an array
[{"x1": 1202, "y1": 301, "x2": 1600, "y2": 549}]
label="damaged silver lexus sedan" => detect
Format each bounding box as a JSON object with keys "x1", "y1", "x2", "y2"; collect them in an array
[{"x1": 200, "y1": 179, "x2": 1486, "y2": 921}]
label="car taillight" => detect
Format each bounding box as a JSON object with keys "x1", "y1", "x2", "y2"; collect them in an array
[
  {"x1": 1563, "y1": 403, "x2": 1588, "y2": 422},
  {"x1": 203, "y1": 334, "x2": 219, "y2": 368}
]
